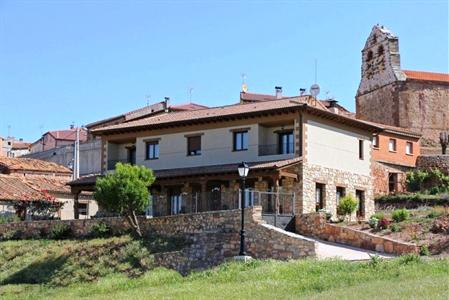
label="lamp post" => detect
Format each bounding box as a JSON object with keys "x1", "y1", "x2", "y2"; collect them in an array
[{"x1": 237, "y1": 161, "x2": 250, "y2": 256}]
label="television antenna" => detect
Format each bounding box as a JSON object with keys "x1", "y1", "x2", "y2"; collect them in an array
[
  {"x1": 241, "y1": 73, "x2": 248, "y2": 92},
  {"x1": 145, "y1": 95, "x2": 151, "y2": 106},
  {"x1": 310, "y1": 84, "x2": 320, "y2": 98},
  {"x1": 189, "y1": 88, "x2": 194, "y2": 103}
]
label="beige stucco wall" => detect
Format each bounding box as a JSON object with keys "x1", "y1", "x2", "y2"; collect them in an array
[
  {"x1": 59, "y1": 195, "x2": 99, "y2": 220},
  {"x1": 305, "y1": 119, "x2": 372, "y2": 176},
  {"x1": 135, "y1": 124, "x2": 294, "y2": 170}
]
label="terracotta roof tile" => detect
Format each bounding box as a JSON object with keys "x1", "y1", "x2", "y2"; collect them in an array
[
  {"x1": 48, "y1": 129, "x2": 87, "y2": 142},
  {"x1": 0, "y1": 157, "x2": 72, "y2": 174},
  {"x1": 403, "y1": 70, "x2": 449, "y2": 83},
  {"x1": 0, "y1": 175, "x2": 68, "y2": 201}
]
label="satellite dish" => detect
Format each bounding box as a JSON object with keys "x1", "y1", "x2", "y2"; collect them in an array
[{"x1": 310, "y1": 84, "x2": 320, "y2": 98}]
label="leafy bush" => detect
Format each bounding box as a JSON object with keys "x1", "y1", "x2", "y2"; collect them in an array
[
  {"x1": 390, "y1": 223, "x2": 401, "y2": 232},
  {"x1": 398, "y1": 254, "x2": 422, "y2": 264},
  {"x1": 337, "y1": 194, "x2": 358, "y2": 219},
  {"x1": 372, "y1": 212, "x2": 385, "y2": 220},
  {"x1": 368, "y1": 216, "x2": 379, "y2": 229},
  {"x1": 392, "y1": 209, "x2": 410, "y2": 223},
  {"x1": 90, "y1": 222, "x2": 111, "y2": 238},
  {"x1": 406, "y1": 169, "x2": 449, "y2": 194},
  {"x1": 49, "y1": 223, "x2": 72, "y2": 239},
  {"x1": 0, "y1": 215, "x2": 21, "y2": 224},
  {"x1": 419, "y1": 245, "x2": 430, "y2": 256},
  {"x1": 0, "y1": 229, "x2": 21, "y2": 241}
]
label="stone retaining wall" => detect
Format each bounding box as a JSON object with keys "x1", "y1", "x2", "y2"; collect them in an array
[
  {"x1": 416, "y1": 155, "x2": 449, "y2": 174},
  {"x1": 296, "y1": 213, "x2": 418, "y2": 255},
  {"x1": 0, "y1": 207, "x2": 316, "y2": 273}
]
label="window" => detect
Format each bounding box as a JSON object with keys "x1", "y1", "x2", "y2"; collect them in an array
[
  {"x1": 279, "y1": 131, "x2": 294, "y2": 154},
  {"x1": 372, "y1": 135, "x2": 379, "y2": 148},
  {"x1": 78, "y1": 203, "x2": 88, "y2": 216},
  {"x1": 233, "y1": 131, "x2": 248, "y2": 151},
  {"x1": 146, "y1": 141, "x2": 159, "y2": 160},
  {"x1": 359, "y1": 140, "x2": 364, "y2": 160},
  {"x1": 315, "y1": 183, "x2": 325, "y2": 212},
  {"x1": 187, "y1": 135, "x2": 201, "y2": 156},
  {"x1": 336, "y1": 187, "x2": 346, "y2": 205},
  {"x1": 389, "y1": 139, "x2": 397, "y2": 152},
  {"x1": 356, "y1": 190, "x2": 365, "y2": 218},
  {"x1": 406, "y1": 142, "x2": 413, "y2": 155},
  {"x1": 389, "y1": 173, "x2": 398, "y2": 193}
]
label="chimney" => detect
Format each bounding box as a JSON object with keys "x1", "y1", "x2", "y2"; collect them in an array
[
  {"x1": 70, "y1": 124, "x2": 75, "y2": 130},
  {"x1": 299, "y1": 88, "x2": 306, "y2": 96},
  {"x1": 328, "y1": 100, "x2": 339, "y2": 114},
  {"x1": 164, "y1": 97, "x2": 170, "y2": 112},
  {"x1": 275, "y1": 86, "x2": 283, "y2": 99}
]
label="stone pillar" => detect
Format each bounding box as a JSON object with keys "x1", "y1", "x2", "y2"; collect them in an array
[
  {"x1": 294, "y1": 114, "x2": 302, "y2": 157},
  {"x1": 200, "y1": 181, "x2": 207, "y2": 212},
  {"x1": 73, "y1": 191, "x2": 80, "y2": 220},
  {"x1": 181, "y1": 183, "x2": 192, "y2": 213}
]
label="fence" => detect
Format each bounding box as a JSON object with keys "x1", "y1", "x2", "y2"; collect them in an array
[{"x1": 150, "y1": 190, "x2": 295, "y2": 217}]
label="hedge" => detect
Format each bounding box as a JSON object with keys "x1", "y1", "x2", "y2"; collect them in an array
[{"x1": 375, "y1": 193, "x2": 449, "y2": 209}]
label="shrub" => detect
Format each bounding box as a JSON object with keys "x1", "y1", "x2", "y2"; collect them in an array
[
  {"x1": 378, "y1": 217, "x2": 390, "y2": 230},
  {"x1": 0, "y1": 229, "x2": 21, "y2": 241},
  {"x1": 337, "y1": 194, "x2": 358, "y2": 219},
  {"x1": 399, "y1": 254, "x2": 422, "y2": 264},
  {"x1": 368, "y1": 216, "x2": 379, "y2": 229},
  {"x1": 390, "y1": 223, "x2": 401, "y2": 232},
  {"x1": 0, "y1": 215, "x2": 21, "y2": 224},
  {"x1": 392, "y1": 209, "x2": 410, "y2": 223},
  {"x1": 419, "y1": 245, "x2": 430, "y2": 256},
  {"x1": 50, "y1": 223, "x2": 72, "y2": 239},
  {"x1": 90, "y1": 222, "x2": 111, "y2": 238}
]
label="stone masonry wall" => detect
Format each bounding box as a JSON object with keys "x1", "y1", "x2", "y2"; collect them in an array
[
  {"x1": 296, "y1": 213, "x2": 418, "y2": 255},
  {"x1": 416, "y1": 155, "x2": 449, "y2": 175},
  {"x1": 301, "y1": 163, "x2": 374, "y2": 219},
  {"x1": 0, "y1": 207, "x2": 316, "y2": 273}
]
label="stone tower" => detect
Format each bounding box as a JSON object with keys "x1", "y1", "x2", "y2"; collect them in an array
[{"x1": 356, "y1": 25, "x2": 449, "y2": 153}]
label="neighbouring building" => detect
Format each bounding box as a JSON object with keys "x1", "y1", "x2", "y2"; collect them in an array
[
  {"x1": 25, "y1": 99, "x2": 208, "y2": 177},
  {"x1": 370, "y1": 124, "x2": 421, "y2": 196},
  {"x1": 30, "y1": 127, "x2": 88, "y2": 154},
  {"x1": 356, "y1": 25, "x2": 449, "y2": 154},
  {"x1": 0, "y1": 157, "x2": 97, "y2": 220},
  {"x1": 0, "y1": 137, "x2": 31, "y2": 158},
  {"x1": 70, "y1": 97, "x2": 382, "y2": 223}
]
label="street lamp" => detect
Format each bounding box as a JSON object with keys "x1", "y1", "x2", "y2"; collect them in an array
[{"x1": 238, "y1": 161, "x2": 250, "y2": 256}]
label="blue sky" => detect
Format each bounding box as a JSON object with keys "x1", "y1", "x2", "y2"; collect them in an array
[{"x1": 0, "y1": 0, "x2": 448, "y2": 142}]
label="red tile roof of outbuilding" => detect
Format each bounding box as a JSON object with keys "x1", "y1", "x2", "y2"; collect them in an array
[{"x1": 0, "y1": 157, "x2": 72, "y2": 175}]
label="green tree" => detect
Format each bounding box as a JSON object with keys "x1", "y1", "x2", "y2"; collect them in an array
[
  {"x1": 94, "y1": 163, "x2": 155, "y2": 237},
  {"x1": 337, "y1": 194, "x2": 358, "y2": 221}
]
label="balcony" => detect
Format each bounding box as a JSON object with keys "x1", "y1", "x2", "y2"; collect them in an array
[
  {"x1": 258, "y1": 143, "x2": 294, "y2": 156},
  {"x1": 107, "y1": 159, "x2": 135, "y2": 170}
]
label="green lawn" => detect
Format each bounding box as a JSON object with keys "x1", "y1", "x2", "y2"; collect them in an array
[{"x1": 0, "y1": 238, "x2": 448, "y2": 299}]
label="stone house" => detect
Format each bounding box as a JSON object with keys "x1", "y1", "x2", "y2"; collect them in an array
[
  {"x1": 0, "y1": 157, "x2": 97, "y2": 220},
  {"x1": 356, "y1": 25, "x2": 449, "y2": 154},
  {"x1": 0, "y1": 137, "x2": 31, "y2": 158},
  {"x1": 74, "y1": 97, "x2": 381, "y2": 223}
]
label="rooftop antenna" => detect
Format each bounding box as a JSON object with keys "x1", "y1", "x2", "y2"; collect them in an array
[
  {"x1": 314, "y1": 59, "x2": 318, "y2": 84},
  {"x1": 189, "y1": 88, "x2": 194, "y2": 104},
  {"x1": 7, "y1": 125, "x2": 11, "y2": 138},
  {"x1": 241, "y1": 73, "x2": 248, "y2": 93},
  {"x1": 145, "y1": 95, "x2": 151, "y2": 106}
]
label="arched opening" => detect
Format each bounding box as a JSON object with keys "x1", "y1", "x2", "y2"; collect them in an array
[
  {"x1": 366, "y1": 50, "x2": 373, "y2": 62},
  {"x1": 378, "y1": 45, "x2": 384, "y2": 56}
]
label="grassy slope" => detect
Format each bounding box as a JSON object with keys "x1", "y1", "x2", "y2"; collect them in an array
[{"x1": 0, "y1": 238, "x2": 448, "y2": 299}]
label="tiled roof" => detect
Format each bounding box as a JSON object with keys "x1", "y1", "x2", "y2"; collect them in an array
[
  {"x1": 48, "y1": 129, "x2": 88, "y2": 142},
  {"x1": 92, "y1": 97, "x2": 382, "y2": 135},
  {"x1": 171, "y1": 103, "x2": 209, "y2": 111},
  {"x1": 0, "y1": 175, "x2": 69, "y2": 202},
  {"x1": 403, "y1": 70, "x2": 449, "y2": 83},
  {"x1": 11, "y1": 142, "x2": 31, "y2": 150},
  {"x1": 68, "y1": 158, "x2": 303, "y2": 186},
  {"x1": 154, "y1": 157, "x2": 303, "y2": 179},
  {"x1": 0, "y1": 157, "x2": 72, "y2": 174}
]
